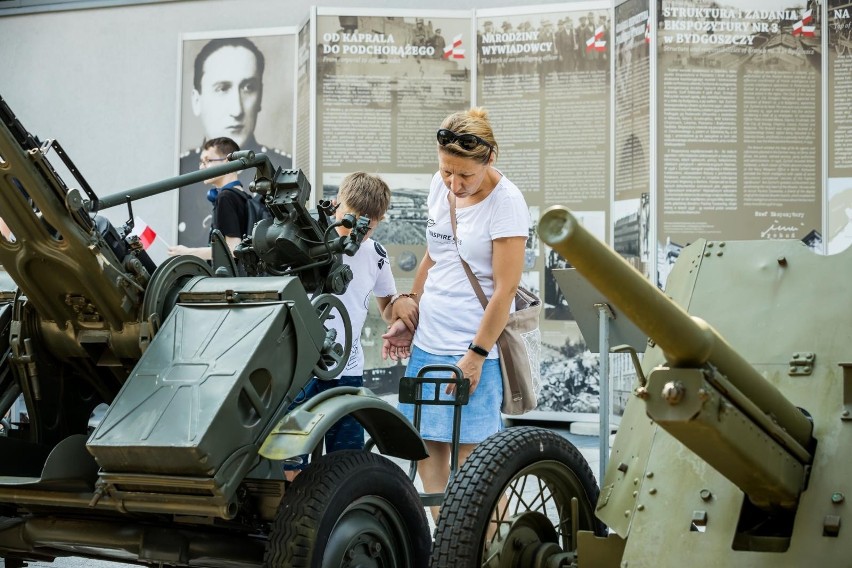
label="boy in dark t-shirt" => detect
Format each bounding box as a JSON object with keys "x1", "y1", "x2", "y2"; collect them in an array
[{"x1": 168, "y1": 137, "x2": 247, "y2": 260}]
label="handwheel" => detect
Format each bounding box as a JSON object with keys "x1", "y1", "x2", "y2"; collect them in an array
[
  {"x1": 431, "y1": 426, "x2": 606, "y2": 567},
  {"x1": 141, "y1": 255, "x2": 213, "y2": 331},
  {"x1": 311, "y1": 293, "x2": 352, "y2": 380},
  {"x1": 264, "y1": 450, "x2": 431, "y2": 568}
]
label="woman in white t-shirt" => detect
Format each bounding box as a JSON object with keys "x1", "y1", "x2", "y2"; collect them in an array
[{"x1": 386, "y1": 108, "x2": 530, "y2": 522}]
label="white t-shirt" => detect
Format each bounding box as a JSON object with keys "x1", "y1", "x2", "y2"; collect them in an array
[
  {"x1": 414, "y1": 171, "x2": 529, "y2": 357},
  {"x1": 327, "y1": 237, "x2": 397, "y2": 375}
]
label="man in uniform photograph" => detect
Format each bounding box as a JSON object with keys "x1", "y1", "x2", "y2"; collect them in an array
[{"x1": 179, "y1": 36, "x2": 292, "y2": 247}]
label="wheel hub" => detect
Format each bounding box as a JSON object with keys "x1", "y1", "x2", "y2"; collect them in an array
[
  {"x1": 487, "y1": 511, "x2": 565, "y2": 568},
  {"x1": 325, "y1": 497, "x2": 410, "y2": 567}
]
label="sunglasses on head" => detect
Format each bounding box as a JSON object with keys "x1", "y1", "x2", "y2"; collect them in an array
[{"x1": 436, "y1": 128, "x2": 493, "y2": 153}]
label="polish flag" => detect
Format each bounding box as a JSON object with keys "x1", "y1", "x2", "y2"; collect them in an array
[
  {"x1": 594, "y1": 26, "x2": 607, "y2": 52},
  {"x1": 443, "y1": 35, "x2": 465, "y2": 59},
  {"x1": 131, "y1": 218, "x2": 169, "y2": 264},
  {"x1": 645, "y1": 22, "x2": 651, "y2": 43},
  {"x1": 586, "y1": 34, "x2": 596, "y2": 52},
  {"x1": 136, "y1": 223, "x2": 157, "y2": 249},
  {"x1": 792, "y1": 10, "x2": 814, "y2": 36}
]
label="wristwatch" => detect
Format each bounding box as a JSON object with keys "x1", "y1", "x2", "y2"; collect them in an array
[
  {"x1": 468, "y1": 342, "x2": 489, "y2": 357},
  {"x1": 389, "y1": 292, "x2": 418, "y2": 306}
]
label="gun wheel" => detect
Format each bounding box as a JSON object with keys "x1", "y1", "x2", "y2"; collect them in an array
[
  {"x1": 142, "y1": 255, "x2": 213, "y2": 330},
  {"x1": 311, "y1": 293, "x2": 352, "y2": 380},
  {"x1": 431, "y1": 426, "x2": 606, "y2": 567},
  {"x1": 264, "y1": 450, "x2": 430, "y2": 568}
]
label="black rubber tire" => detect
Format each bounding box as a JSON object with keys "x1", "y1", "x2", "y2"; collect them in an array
[
  {"x1": 431, "y1": 426, "x2": 606, "y2": 567},
  {"x1": 265, "y1": 450, "x2": 431, "y2": 568}
]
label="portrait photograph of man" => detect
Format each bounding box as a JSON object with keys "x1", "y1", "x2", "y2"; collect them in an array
[{"x1": 177, "y1": 30, "x2": 295, "y2": 247}]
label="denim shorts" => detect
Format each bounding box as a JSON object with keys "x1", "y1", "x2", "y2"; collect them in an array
[{"x1": 398, "y1": 345, "x2": 503, "y2": 444}]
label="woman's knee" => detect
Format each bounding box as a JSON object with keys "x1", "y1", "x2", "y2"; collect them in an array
[{"x1": 424, "y1": 439, "x2": 451, "y2": 461}]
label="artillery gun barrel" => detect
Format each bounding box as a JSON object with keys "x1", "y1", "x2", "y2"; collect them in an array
[
  {"x1": 95, "y1": 151, "x2": 272, "y2": 210},
  {"x1": 537, "y1": 206, "x2": 813, "y2": 452}
]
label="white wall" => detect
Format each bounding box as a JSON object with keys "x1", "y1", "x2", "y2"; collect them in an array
[{"x1": 0, "y1": 0, "x2": 573, "y2": 243}]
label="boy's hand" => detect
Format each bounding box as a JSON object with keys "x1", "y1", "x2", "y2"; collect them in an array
[
  {"x1": 381, "y1": 319, "x2": 413, "y2": 361},
  {"x1": 168, "y1": 245, "x2": 191, "y2": 256},
  {"x1": 391, "y1": 297, "x2": 419, "y2": 333}
]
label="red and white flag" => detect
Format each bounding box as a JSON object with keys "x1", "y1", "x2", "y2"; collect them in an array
[
  {"x1": 586, "y1": 26, "x2": 606, "y2": 52},
  {"x1": 135, "y1": 223, "x2": 157, "y2": 250},
  {"x1": 645, "y1": 22, "x2": 651, "y2": 44},
  {"x1": 594, "y1": 26, "x2": 607, "y2": 51},
  {"x1": 443, "y1": 35, "x2": 465, "y2": 59},
  {"x1": 131, "y1": 218, "x2": 169, "y2": 263},
  {"x1": 792, "y1": 10, "x2": 814, "y2": 36}
]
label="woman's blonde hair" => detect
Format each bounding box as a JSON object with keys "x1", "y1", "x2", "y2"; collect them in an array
[{"x1": 439, "y1": 107, "x2": 498, "y2": 163}]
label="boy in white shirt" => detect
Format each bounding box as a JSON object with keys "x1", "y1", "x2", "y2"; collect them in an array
[{"x1": 285, "y1": 172, "x2": 404, "y2": 473}]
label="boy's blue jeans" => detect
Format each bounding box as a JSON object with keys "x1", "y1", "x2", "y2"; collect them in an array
[{"x1": 281, "y1": 374, "x2": 365, "y2": 471}]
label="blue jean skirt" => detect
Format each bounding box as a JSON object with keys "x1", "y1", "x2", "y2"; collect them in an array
[{"x1": 398, "y1": 345, "x2": 504, "y2": 444}]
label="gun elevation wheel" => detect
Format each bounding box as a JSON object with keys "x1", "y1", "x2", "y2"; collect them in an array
[
  {"x1": 431, "y1": 426, "x2": 606, "y2": 567},
  {"x1": 264, "y1": 450, "x2": 430, "y2": 568},
  {"x1": 311, "y1": 293, "x2": 352, "y2": 380},
  {"x1": 142, "y1": 255, "x2": 213, "y2": 331}
]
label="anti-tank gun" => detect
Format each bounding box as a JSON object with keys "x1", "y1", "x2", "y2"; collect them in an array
[
  {"x1": 0, "y1": 94, "x2": 430, "y2": 568},
  {"x1": 534, "y1": 206, "x2": 847, "y2": 567}
]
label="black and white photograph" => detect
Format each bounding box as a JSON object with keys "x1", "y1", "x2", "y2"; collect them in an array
[
  {"x1": 612, "y1": 196, "x2": 649, "y2": 273},
  {"x1": 656, "y1": 236, "x2": 683, "y2": 289},
  {"x1": 658, "y1": 0, "x2": 821, "y2": 70},
  {"x1": 525, "y1": 204, "x2": 541, "y2": 269},
  {"x1": 477, "y1": 9, "x2": 611, "y2": 79},
  {"x1": 177, "y1": 30, "x2": 296, "y2": 247},
  {"x1": 827, "y1": 177, "x2": 852, "y2": 254},
  {"x1": 537, "y1": 340, "x2": 600, "y2": 413},
  {"x1": 543, "y1": 209, "x2": 605, "y2": 320},
  {"x1": 315, "y1": 11, "x2": 473, "y2": 188},
  {"x1": 323, "y1": 172, "x2": 433, "y2": 246},
  {"x1": 544, "y1": 243, "x2": 573, "y2": 320},
  {"x1": 521, "y1": 270, "x2": 541, "y2": 297}
]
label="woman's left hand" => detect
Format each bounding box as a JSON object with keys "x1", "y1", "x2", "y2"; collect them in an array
[
  {"x1": 391, "y1": 297, "x2": 419, "y2": 333},
  {"x1": 447, "y1": 351, "x2": 485, "y2": 396}
]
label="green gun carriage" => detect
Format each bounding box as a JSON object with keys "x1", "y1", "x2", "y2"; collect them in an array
[{"x1": 0, "y1": 94, "x2": 604, "y2": 568}]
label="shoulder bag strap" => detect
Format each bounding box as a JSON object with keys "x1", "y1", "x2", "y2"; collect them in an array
[
  {"x1": 448, "y1": 193, "x2": 489, "y2": 310},
  {"x1": 451, "y1": 194, "x2": 522, "y2": 401}
]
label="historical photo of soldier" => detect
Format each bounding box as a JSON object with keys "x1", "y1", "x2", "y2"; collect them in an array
[
  {"x1": 177, "y1": 31, "x2": 295, "y2": 247},
  {"x1": 555, "y1": 16, "x2": 578, "y2": 72}
]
